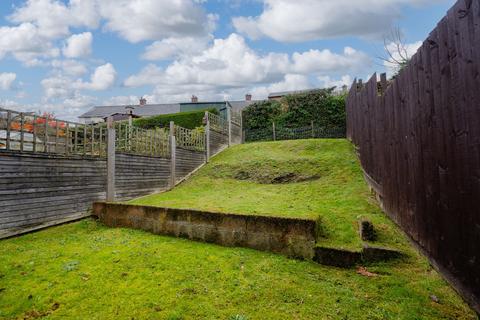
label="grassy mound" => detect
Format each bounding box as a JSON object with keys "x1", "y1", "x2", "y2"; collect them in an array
[{"x1": 131, "y1": 139, "x2": 386, "y2": 250}]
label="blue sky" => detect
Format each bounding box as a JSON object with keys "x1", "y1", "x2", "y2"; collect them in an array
[{"x1": 0, "y1": 0, "x2": 455, "y2": 120}]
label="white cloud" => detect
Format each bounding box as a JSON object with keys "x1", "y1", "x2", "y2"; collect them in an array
[
  {"x1": 3, "y1": 0, "x2": 216, "y2": 65},
  {"x1": 98, "y1": 0, "x2": 216, "y2": 43},
  {"x1": 9, "y1": 0, "x2": 100, "y2": 39},
  {"x1": 292, "y1": 47, "x2": 371, "y2": 74},
  {"x1": 233, "y1": 0, "x2": 442, "y2": 42},
  {"x1": 63, "y1": 32, "x2": 93, "y2": 58},
  {"x1": 125, "y1": 34, "x2": 368, "y2": 94},
  {"x1": 123, "y1": 33, "x2": 374, "y2": 104},
  {"x1": 41, "y1": 63, "x2": 116, "y2": 104},
  {"x1": 0, "y1": 23, "x2": 59, "y2": 65},
  {"x1": 142, "y1": 36, "x2": 211, "y2": 61},
  {"x1": 63, "y1": 93, "x2": 96, "y2": 109},
  {"x1": 0, "y1": 73, "x2": 17, "y2": 90},
  {"x1": 41, "y1": 75, "x2": 73, "y2": 99},
  {"x1": 9, "y1": 0, "x2": 215, "y2": 43},
  {"x1": 104, "y1": 95, "x2": 143, "y2": 106},
  {"x1": 317, "y1": 75, "x2": 353, "y2": 89},
  {"x1": 75, "y1": 63, "x2": 117, "y2": 91},
  {"x1": 124, "y1": 64, "x2": 164, "y2": 87},
  {"x1": 51, "y1": 60, "x2": 88, "y2": 77},
  {"x1": 126, "y1": 34, "x2": 290, "y2": 88}
]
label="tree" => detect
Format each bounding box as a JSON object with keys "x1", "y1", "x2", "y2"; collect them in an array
[{"x1": 378, "y1": 27, "x2": 412, "y2": 78}]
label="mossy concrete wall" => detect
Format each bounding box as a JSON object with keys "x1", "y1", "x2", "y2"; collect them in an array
[{"x1": 93, "y1": 202, "x2": 316, "y2": 259}]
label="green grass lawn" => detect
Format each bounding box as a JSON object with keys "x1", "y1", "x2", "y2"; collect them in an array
[
  {"x1": 0, "y1": 219, "x2": 475, "y2": 320},
  {"x1": 130, "y1": 140, "x2": 404, "y2": 250}
]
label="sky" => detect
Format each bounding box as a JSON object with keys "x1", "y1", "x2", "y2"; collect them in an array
[{"x1": 0, "y1": 0, "x2": 455, "y2": 120}]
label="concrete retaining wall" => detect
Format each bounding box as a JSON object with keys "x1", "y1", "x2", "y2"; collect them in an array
[{"x1": 93, "y1": 202, "x2": 316, "y2": 259}]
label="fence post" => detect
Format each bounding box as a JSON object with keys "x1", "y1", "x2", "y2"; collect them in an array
[
  {"x1": 311, "y1": 121, "x2": 314, "y2": 138},
  {"x1": 20, "y1": 113, "x2": 24, "y2": 152},
  {"x1": 240, "y1": 110, "x2": 244, "y2": 144},
  {"x1": 272, "y1": 121, "x2": 276, "y2": 141},
  {"x1": 227, "y1": 105, "x2": 232, "y2": 146},
  {"x1": 106, "y1": 116, "x2": 116, "y2": 202},
  {"x1": 33, "y1": 114, "x2": 37, "y2": 152},
  {"x1": 6, "y1": 110, "x2": 11, "y2": 150},
  {"x1": 169, "y1": 121, "x2": 176, "y2": 189},
  {"x1": 205, "y1": 111, "x2": 210, "y2": 162}
]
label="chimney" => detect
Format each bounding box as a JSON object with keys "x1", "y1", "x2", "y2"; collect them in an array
[
  {"x1": 139, "y1": 97, "x2": 147, "y2": 106},
  {"x1": 245, "y1": 93, "x2": 252, "y2": 101},
  {"x1": 191, "y1": 95, "x2": 198, "y2": 103}
]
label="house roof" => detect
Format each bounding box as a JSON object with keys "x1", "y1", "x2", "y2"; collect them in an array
[
  {"x1": 227, "y1": 100, "x2": 261, "y2": 110},
  {"x1": 79, "y1": 103, "x2": 181, "y2": 119},
  {"x1": 80, "y1": 99, "x2": 264, "y2": 119}
]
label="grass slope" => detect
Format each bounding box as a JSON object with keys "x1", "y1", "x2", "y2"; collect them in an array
[
  {"x1": 131, "y1": 140, "x2": 398, "y2": 250},
  {"x1": 0, "y1": 220, "x2": 475, "y2": 319}
]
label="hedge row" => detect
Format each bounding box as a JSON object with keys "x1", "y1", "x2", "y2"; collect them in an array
[
  {"x1": 242, "y1": 88, "x2": 346, "y2": 132},
  {"x1": 133, "y1": 108, "x2": 219, "y2": 130}
]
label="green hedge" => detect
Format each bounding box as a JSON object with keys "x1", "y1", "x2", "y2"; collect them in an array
[
  {"x1": 243, "y1": 88, "x2": 346, "y2": 131},
  {"x1": 133, "y1": 108, "x2": 219, "y2": 130},
  {"x1": 242, "y1": 100, "x2": 282, "y2": 131}
]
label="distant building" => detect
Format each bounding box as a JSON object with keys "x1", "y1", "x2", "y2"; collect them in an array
[{"x1": 79, "y1": 94, "x2": 261, "y2": 123}]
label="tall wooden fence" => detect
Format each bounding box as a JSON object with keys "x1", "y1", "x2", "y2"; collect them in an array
[
  {"x1": 346, "y1": 0, "x2": 479, "y2": 312},
  {"x1": 0, "y1": 107, "x2": 240, "y2": 239}
]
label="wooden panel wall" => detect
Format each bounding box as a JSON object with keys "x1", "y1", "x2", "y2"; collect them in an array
[
  {"x1": 175, "y1": 147, "x2": 205, "y2": 182},
  {"x1": 346, "y1": 0, "x2": 480, "y2": 311},
  {"x1": 1, "y1": 118, "x2": 236, "y2": 238},
  {"x1": 231, "y1": 122, "x2": 242, "y2": 145},
  {"x1": 210, "y1": 129, "x2": 228, "y2": 156},
  {"x1": 115, "y1": 153, "x2": 170, "y2": 200},
  {"x1": 0, "y1": 151, "x2": 107, "y2": 238}
]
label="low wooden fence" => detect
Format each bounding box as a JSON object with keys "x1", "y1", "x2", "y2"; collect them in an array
[
  {"x1": 346, "y1": 0, "x2": 479, "y2": 312},
  {"x1": 0, "y1": 107, "x2": 241, "y2": 238},
  {"x1": 245, "y1": 122, "x2": 345, "y2": 142},
  {"x1": 0, "y1": 108, "x2": 106, "y2": 156}
]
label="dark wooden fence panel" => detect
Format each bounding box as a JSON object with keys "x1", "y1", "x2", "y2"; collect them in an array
[
  {"x1": 0, "y1": 151, "x2": 106, "y2": 238},
  {"x1": 346, "y1": 0, "x2": 480, "y2": 312},
  {"x1": 175, "y1": 148, "x2": 205, "y2": 182},
  {"x1": 115, "y1": 153, "x2": 170, "y2": 200}
]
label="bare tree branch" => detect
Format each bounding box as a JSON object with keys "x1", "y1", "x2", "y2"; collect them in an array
[{"x1": 379, "y1": 27, "x2": 412, "y2": 75}]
